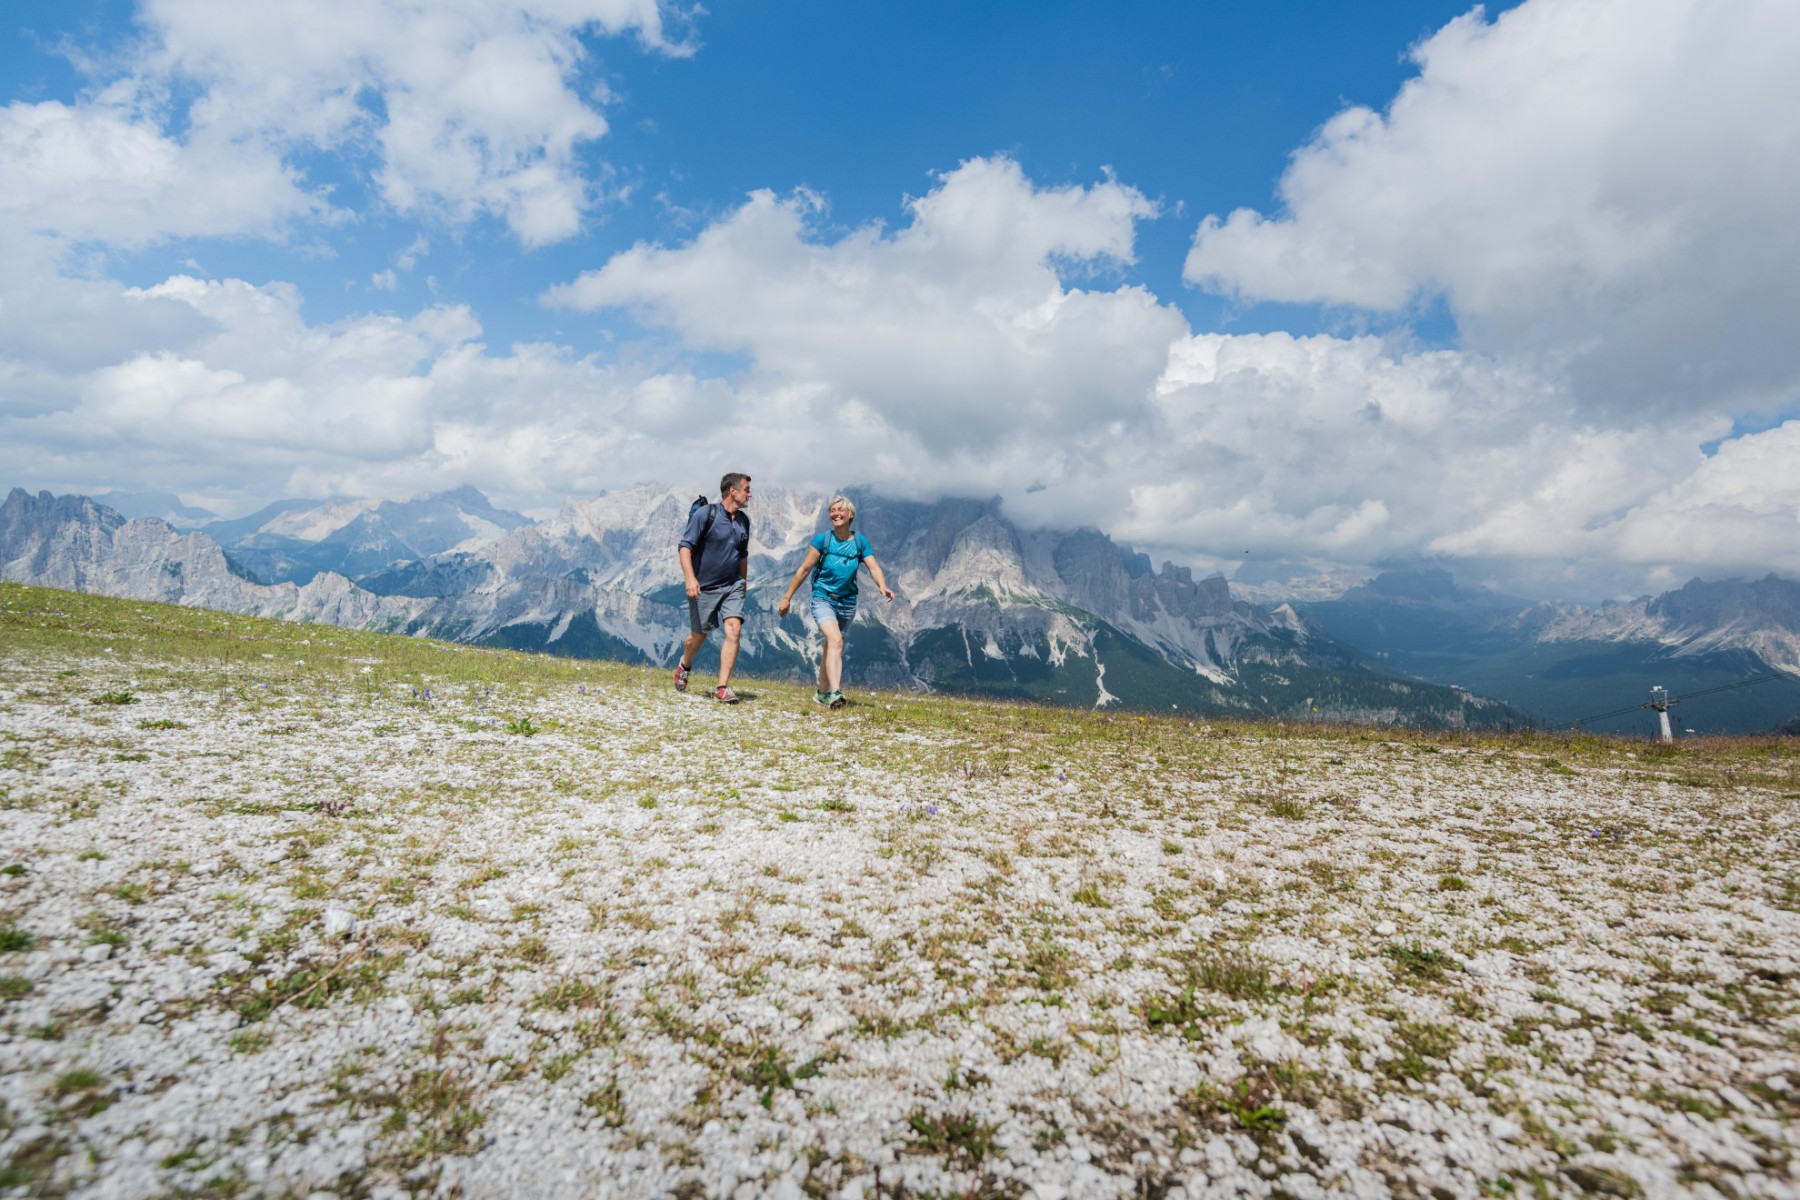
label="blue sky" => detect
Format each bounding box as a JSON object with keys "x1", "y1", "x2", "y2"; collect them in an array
[
  {"x1": 4, "y1": 0, "x2": 1486, "y2": 344},
  {"x1": 2, "y1": 0, "x2": 1798, "y2": 598}
]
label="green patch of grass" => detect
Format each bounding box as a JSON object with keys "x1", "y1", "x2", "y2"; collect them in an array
[
  {"x1": 731, "y1": 1045, "x2": 833, "y2": 1110},
  {"x1": 228, "y1": 1028, "x2": 273, "y2": 1054},
  {"x1": 1185, "y1": 951, "x2": 1278, "y2": 1002},
  {"x1": 356, "y1": 1067, "x2": 485, "y2": 1169},
  {"x1": 1439, "y1": 874, "x2": 1470, "y2": 892},
  {"x1": 505, "y1": 716, "x2": 539, "y2": 736},
  {"x1": 509, "y1": 936, "x2": 552, "y2": 965},
  {"x1": 0, "y1": 1135, "x2": 65, "y2": 1191},
  {"x1": 584, "y1": 1078, "x2": 626, "y2": 1127},
  {"x1": 1383, "y1": 1020, "x2": 1460, "y2": 1082},
  {"x1": 1141, "y1": 984, "x2": 1218, "y2": 1040},
  {"x1": 531, "y1": 978, "x2": 610, "y2": 1012},
  {"x1": 1023, "y1": 940, "x2": 1075, "y2": 992},
  {"x1": 137, "y1": 718, "x2": 187, "y2": 730},
  {"x1": 1387, "y1": 941, "x2": 1463, "y2": 978},
  {"x1": 51, "y1": 1067, "x2": 111, "y2": 1115},
  {"x1": 906, "y1": 1108, "x2": 1000, "y2": 1172},
  {"x1": 1265, "y1": 793, "x2": 1311, "y2": 819},
  {"x1": 230, "y1": 950, "x2": 404, "y2": 1023},
  {"x1": 93, "y1": 690, "x2": 136, "y2": 705},
  {"x1": 821, "y1": 797, "x2": 854, "y2": 812},
  {"x1": 542, "y1": 1052, "x2": 581, "y2": 1083},
  {"x1": 0, "y1": 926, "x2": 33, "y2": 953},
  {"x1": 853, "y1": 1011, "x2": 911, "y2": 1040},
  {"x1": 1071, "y1": 881, "x2": 1110, "y2": 908},
  {"x1": 1189, "y1": 1077, "x2": 1286, "y2": 1133},
  {"x1": 0, "y1": 975, "x2": 32, "y2": 999},
  {"x1": 1, "y1": 864, "x2": 24, "y2": 876}
]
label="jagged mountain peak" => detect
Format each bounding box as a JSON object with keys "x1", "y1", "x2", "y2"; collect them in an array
[{"x1": 1645, "y1": 574, "x2": 1800, "y2": 633}]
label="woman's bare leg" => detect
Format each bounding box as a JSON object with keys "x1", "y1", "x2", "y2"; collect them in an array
[{"x1": 817, "y1": 618, "x2": 845, "y2": 693}]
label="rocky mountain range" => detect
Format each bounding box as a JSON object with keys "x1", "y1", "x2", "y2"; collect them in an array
[
  {"x1": 1300, "y1": 569, "x2": 1800, "y2": 735},
  {"x1": 1, "y1": 484, "x2": 1506, "y2": 727},
  {"x1": 14, "y1": 481, "x2": 1797, "y2": 731}
]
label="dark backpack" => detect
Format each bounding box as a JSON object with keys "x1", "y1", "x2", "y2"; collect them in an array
[{"x1": 683, "y1": 496, "x2": 750, "y2": 564}]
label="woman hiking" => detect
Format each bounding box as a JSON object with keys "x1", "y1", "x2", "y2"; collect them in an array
[{"x1": 777, "y1": 495, "x2": 895, "y2": 708}]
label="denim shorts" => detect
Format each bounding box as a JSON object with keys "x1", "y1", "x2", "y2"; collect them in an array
[
  {"x1": 809, "y1": 592, "x2": 857, "y2": 629},
  {"x1": 690, "y1": 579, "x2": 746, "y2": 633}
]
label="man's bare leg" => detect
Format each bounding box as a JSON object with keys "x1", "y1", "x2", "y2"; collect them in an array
[
  {"x1": 717, "y1": 618, "x2": 742, "y2": 687},
  {"x1": 680, "y1": 629, "x2": 706, "y2": 669}
]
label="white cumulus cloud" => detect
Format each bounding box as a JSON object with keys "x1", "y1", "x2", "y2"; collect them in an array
[
  {"x1": 1185, "y1": 0, "x2": 1800, "y2": 415},
  {"x1": 548, "y1": 157, "x2": 1186, "y2": 455},
  {"x1": 5, "y1": 0, "x2": 684, "y2": 251},
  {"x1": 0, "y1": 97, "x2": 318, "y2": 248}
]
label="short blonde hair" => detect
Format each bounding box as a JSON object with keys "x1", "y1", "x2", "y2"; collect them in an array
[{"x1": 828, "y1": 495, "x2": 857, "y2": 521}]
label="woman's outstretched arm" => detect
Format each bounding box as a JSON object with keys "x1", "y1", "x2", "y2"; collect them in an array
[
  {"x1": 777, "y1": 548, "x2": 822, "y2": 617},
  {"x1": 864, "y1": 556, "x2": 895, "y2": 602}
]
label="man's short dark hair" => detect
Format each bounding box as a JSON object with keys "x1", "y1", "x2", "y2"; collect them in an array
[{"x1": 720, "y1": 472, "x2": 751, "y2": 497}]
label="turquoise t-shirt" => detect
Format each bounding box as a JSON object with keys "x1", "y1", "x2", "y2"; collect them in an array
[{"x1": 810, "y1": 531, "x2": 871, "y2": 600}]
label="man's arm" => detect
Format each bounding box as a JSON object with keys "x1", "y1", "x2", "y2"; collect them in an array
[
  {"x1": 679, "y1": 545, "x2": 700, "y2": 599},
  {"x1": 678, "y1": 507, "x2": 709, "y2": 599}
]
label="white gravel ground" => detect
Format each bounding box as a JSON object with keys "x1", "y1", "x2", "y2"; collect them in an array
[{"x1": 3, "y1": 633, "x2": 1799, "y2": 1199}]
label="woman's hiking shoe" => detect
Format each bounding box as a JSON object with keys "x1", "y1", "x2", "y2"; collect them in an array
[
  {"x1": 827, "y1": 691, "x2": 846, "y2": 709},
  {"x1": 673, "y1": 662, "x2": 691, "y2": 691},
  {"x1": 813, "y1": 691, "x2": 830, "y2": 706},
  {"x1": 715, "y1": 686, "x2": 738, "y2": 703}
]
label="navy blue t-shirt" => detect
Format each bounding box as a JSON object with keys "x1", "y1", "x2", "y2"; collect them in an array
[{"x1": 679, "y1": 504, "x2": 750, "y2": 590}]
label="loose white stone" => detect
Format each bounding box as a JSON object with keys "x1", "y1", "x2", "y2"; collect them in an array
[
  {"x1": 1718, "y1": 1085, "x2": 1755, "y2": 1112},
  {"x1": 321, "y1": 907, "x2": 357, "y2": 939}
]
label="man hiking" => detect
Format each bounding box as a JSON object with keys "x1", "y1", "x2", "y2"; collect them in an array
[
  {"x1": 776, "y1": 494, "x2": 894, "y2": 708},
  {"x1": 675, "y1": 473, "x2": 753, "y2": 703}
]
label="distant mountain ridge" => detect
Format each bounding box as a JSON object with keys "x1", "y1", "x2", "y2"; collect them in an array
[
  {"x1": 207, "y1": 484, "x2": 532, "y2": 587},
  {"x1": 0, "y1": 484, "x2": 1510, "y2": 727},
  {"x1": 1300, "y1": 569, "x2": 1800, "y2": 734}
]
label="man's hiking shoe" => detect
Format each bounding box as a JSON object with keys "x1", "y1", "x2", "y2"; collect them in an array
[
  {"x1": 673, "y1": 662, "x2": 691, "y2": 692},
  {"x1": 813, "y1": 691, "x2": 830, "y2": 706},
  {"x1": 715, "y1": 686, "x2": 738, "y2": 704},
  {"x1": 827, "y1": 691, "x2": 846, "y2": 709}
]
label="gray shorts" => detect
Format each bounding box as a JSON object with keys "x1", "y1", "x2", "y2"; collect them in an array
[{"x1": 689, "y1": 579, "x2": 746, "y2": 634}]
